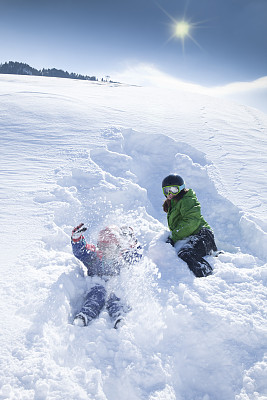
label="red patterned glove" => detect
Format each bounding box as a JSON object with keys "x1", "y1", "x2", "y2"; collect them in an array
[{"x1": 71, "y1": 223, "x2": 87, "y2": 243}]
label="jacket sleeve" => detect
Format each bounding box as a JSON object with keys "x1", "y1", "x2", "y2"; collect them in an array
[
  {"x1": 121, "y1": 244, "x2": 143, "y2": 264},
  {"x1": 71, "y1": 237, "x2": 98, "y2": 275},
  {"x1": 170, "y1": 199, "x2": 202, "y2": 242}
]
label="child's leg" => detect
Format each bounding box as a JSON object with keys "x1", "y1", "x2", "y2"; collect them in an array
[
  {"x1": 74, "y1": 284, "x2": 106, "y2": 325},
  {"x1": 177, "y1": 228, "x2": 216, "y2": 277},
  {"x1": 106, "y1": 293, "x2": 131, "y2": 327}
]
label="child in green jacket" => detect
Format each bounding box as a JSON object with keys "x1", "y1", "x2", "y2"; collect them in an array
[{"x1": 162, "y1": 174, "x2": 217, "y2": 277}]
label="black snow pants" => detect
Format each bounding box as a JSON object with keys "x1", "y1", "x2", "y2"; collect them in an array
[{"x1": 177, "y1": 228, "x2": 217, "y2": 277}]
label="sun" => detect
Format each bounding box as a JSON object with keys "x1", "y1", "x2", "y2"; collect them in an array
[
  {"x1": 174, "y1": 20, "x2": 191, "y2": 39},
  {"x1": 157, "y1": 3, "x2": 206, "y2": 52}
]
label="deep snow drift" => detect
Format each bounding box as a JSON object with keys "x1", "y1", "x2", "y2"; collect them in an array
[{"x1": 0, "y1": 75, "x2": 266, "y2": 400}]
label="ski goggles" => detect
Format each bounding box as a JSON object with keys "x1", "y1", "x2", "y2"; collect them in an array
[{"x1": 162, "y1": 184, "x2": 185, "y2": 196}]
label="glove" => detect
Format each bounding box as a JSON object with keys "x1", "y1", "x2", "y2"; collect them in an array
[
  {"x1": 71, "y1": 223, "x2": 87, "y2": 243},
  {"x1": 166, "y1": 236, "x2": 175, "y2": 247}
]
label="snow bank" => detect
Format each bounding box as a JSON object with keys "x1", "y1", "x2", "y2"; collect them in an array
[{"x1": 0, "y1": 76, "x2": 266, "y2": 400}]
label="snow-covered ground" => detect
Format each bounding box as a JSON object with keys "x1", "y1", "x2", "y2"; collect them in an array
[{"x1": 0, "y1": 74, "x2": 266, "y2": 400}]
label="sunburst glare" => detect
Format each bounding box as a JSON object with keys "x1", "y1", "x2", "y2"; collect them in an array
[{"x1": 157, "y1": 2, "x2": 207, "y2": 52}]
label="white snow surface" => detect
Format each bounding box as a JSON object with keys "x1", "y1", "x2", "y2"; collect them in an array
[{"x1": 0, "y1": 74, "x2": 266, "y2": 400}]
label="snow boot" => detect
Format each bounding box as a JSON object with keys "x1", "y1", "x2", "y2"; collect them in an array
[
  {"x1": 73, "y1": 312, "x2": 89, "y2": 327},
  {"x1": 211, "y1": 249, "x2": 224, "y2": 257},
  {"x1": 114, "y1": 316, "x2": 125, "y2": 329}
]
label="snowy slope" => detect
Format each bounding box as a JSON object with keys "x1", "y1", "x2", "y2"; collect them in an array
[{"x1": 0, "y1": 74, "x2": 266, "y2": 400}]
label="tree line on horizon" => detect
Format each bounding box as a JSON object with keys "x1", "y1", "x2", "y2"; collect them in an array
[{"x1": 0, "y1": 61, "x2": 102, "y2": 81}]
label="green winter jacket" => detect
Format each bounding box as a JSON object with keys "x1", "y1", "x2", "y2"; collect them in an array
[{"x1": 166, "y1": 189, "x2": 211, "y2": 243}]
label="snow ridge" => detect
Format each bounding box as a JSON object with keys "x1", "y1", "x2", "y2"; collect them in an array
[{"x1": 1, "y1": 127, "x2": 266, "y2": 400}]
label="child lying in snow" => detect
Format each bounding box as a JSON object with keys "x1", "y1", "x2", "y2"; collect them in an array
[
  {"x1": 71, "y1": 224, "x2": 143, "y2": 328},
  {"x1": 162, "y1": 174, "x2": 218, "y2": 278}
]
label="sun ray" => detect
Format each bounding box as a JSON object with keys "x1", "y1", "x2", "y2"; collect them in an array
[
  {"x1": 156, "y1": 2, "x2": 178, "y2": 25},
  {"x1": 187, "y1": 33, "x2": 203, "y2": 50}
]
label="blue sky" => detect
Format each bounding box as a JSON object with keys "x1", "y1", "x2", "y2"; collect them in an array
[{"x1": 0, "y1": 0, "x2": 266, "y2": 85}]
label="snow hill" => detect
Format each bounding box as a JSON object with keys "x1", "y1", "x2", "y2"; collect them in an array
[{"x1": 0, "y1": 74, "x2": 266, "y2": 400}]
